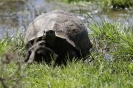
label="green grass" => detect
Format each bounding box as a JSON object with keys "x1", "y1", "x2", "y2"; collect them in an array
[
  {"x1": 1, "y1": 57, "x2": 133, "y2": 88},
  {"x1": 88, "y1": 17, "x2": 133, "y2": 61},
  {"x1": 21, "y1": 59, "x2": 133, "y2": 88},
  {"x1": 61, "y1": 0, "x2": 133, "y2": 9},
  {"x1": 1, "y1": 20, "x2": 133, "y2": 88},
  {"x1": 0, "y1": 32, "x2": 24, "y2": 55},
  {"x1": 102, "y1": 0, "x2": 133, "y2": 9}
]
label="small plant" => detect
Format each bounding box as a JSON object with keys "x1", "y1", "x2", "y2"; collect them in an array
[{"x1": 102, "y1": 0, "x2": 133, "y2": 9}]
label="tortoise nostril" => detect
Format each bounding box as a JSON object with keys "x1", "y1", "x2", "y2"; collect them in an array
[
  {"x1": 50, "y1": 30, "x2": 54, "y2": 34},
  {"x1": 50, "y1": 31, "x2": 54, "y2": 34}
]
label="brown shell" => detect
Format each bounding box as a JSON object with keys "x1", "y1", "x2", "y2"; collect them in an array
[{"x1": 24, "y1": 10, "x2": 92, "y2": 56}]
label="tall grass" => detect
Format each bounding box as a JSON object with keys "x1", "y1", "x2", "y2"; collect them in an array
[
  {"x1": 0, "y1": 32, "x2": 24, "y2": 55},
  {"x1": 21, "y1": 59, "x2": 133, "y2": 88},
  {"x1": 89, "y1": 17, "x2": 133, "y2": 61},
  {"x1": 1, "y1": 58, "x2": 133, "y2": 88}
]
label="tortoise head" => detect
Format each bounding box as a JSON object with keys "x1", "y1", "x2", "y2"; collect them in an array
[
  {"x1": 45, "y1": 30, "x2": 56, "y2": 39},
  {"x1": 45, "y1": 30, "x2": 56, "y2": 47}
]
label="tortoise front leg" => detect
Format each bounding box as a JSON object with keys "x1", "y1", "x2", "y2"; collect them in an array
[
  {"x1": 25, "y1": 40, "x2": 58, "y2": 64},
  {"x1": 24, "y1": 44, "x2": 39, "y2": 64},
  {"x1": 24, "y1": 41, "x2": 45, "y2": 64}
]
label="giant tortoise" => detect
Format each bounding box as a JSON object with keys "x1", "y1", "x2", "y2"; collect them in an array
[{"x1": 24, "y1": 10, "x2": 92, "y2": 65}]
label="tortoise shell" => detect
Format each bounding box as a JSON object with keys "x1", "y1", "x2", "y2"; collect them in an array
[{"x1": 24, "y1": 10, "x2": 92, "y2": 64}]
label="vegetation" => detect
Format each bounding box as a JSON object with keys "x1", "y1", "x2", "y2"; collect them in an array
[
  {"x1": 89, "y1": 17, "x2": 133, "y2": 61},
  {"x1": 102, "y1": 0, "x2": 133, "y2": 9},
  {"x1": 1, "y1": 18, "x2": 133, "y2": 87},
  {"x1": 1, "y1": 0, "x2": 133, "y2": 87},
  {"x1": 61, "y1": 0, "x2": 133, "y2": 9},
  {"x1": 0, "y1": 32, "x2": 24, "y2": 55}
]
